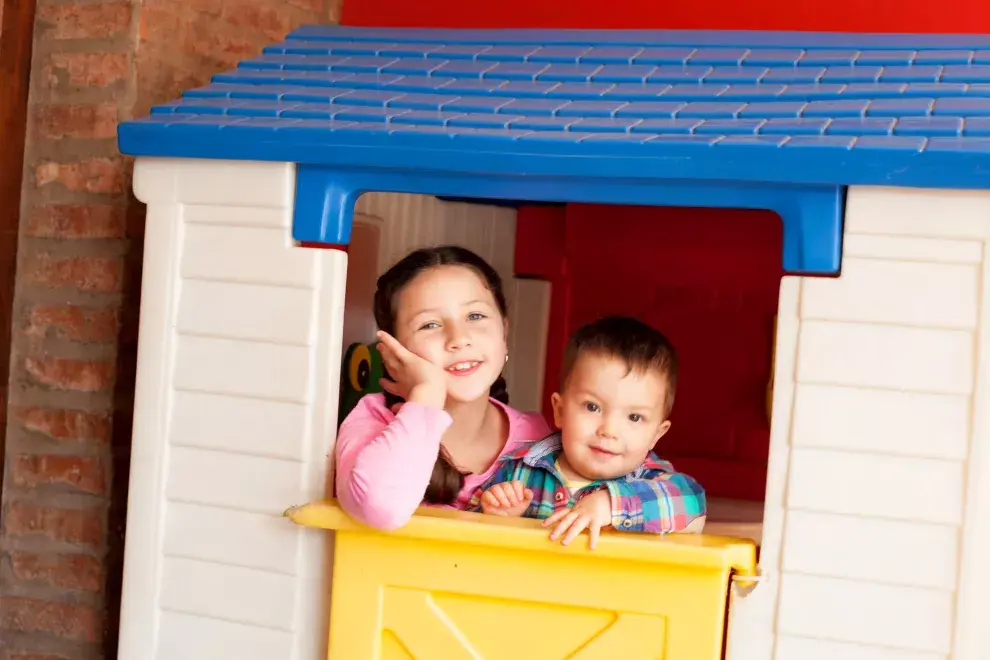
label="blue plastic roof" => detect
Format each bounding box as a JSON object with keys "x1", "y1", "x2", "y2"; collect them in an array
[{"x1": 116, "y1": 26, "x2": 990, "y2": 273}]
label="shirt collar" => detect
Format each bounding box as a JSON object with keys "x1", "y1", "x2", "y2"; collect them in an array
[{"x1": 505, "y1": 431, "x2": 676, "y2": 477}]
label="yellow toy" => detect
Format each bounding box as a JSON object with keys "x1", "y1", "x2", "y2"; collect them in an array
[{"x1": 286, "y1": 500, "x2": 756, "y2": 659}]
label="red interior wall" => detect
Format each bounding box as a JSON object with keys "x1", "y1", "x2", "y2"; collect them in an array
[
  {"x1": 343, "y1": 0, "x2": 990, "y2": 34},
  {"x1": 516, "y1": 205, "x2": 783, "y2": 502}
]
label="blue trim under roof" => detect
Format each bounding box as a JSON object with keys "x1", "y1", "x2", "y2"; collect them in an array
[{"x1": 117, "y1": 26, "x2": 990, "y2": 274}]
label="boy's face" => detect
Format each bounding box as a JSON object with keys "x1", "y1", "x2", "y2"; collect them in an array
[{"x1": 550, "y1": 351, "x2": 672, "y2": 481}]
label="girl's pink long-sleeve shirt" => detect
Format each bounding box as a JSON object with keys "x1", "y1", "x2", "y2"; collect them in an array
[{"x1": 334, "y1": 393, "x2": 551, "y2": 530}]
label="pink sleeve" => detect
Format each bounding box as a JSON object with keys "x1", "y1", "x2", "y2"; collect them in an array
[{"x1": 334, "y1": 394, "x2": 453, "y2": 530}]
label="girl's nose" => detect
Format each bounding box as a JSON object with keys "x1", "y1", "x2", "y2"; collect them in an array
[{"x1": 445, "y1": 323, "x2": 471, "y2": 351}]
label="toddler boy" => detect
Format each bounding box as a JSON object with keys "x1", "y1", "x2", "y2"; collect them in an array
[{"x1": 469, "y1": 316, "x2": 706, "y2": 548}]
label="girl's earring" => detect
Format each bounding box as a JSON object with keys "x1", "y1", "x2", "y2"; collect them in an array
[{"x1": 504, "y1": 353, "x2": 509, "y2": 364}]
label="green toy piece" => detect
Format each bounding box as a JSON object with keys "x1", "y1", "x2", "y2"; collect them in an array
[{"x1": 338, "y1": 342, "x2": 384, "y2": 426}]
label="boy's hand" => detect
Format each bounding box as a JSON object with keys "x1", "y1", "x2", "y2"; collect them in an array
[
  {"x1": 480, "y1": 481, "x2": 533, "y2": 517},
  {"x1": 543, "y1": 489, "x2": 611, "y2": 550}
]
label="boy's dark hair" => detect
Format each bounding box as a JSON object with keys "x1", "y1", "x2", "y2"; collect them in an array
[
  {"x1": 559, "y1": 316, "x2": 679, "y2": 417},
  {"x1": 373, "y1": 245, "x2": 509, "y2": 506}
]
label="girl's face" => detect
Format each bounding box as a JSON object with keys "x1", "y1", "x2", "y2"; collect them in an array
[{"x1": 393, "y1": 265, "x2": 508, "y2": 403}]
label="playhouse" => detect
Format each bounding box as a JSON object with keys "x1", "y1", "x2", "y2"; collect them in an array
[{"x1": 114, "y1": 25, "x2": 990, "y2": 660}]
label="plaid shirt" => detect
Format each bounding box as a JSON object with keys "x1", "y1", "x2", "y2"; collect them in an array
[{"x1": 468, "y1": 432, "x2": 707, "y2": 534}]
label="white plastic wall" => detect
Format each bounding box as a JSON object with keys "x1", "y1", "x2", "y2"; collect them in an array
[
  {"x1": 728, "y1": 186, "x2": 990, "y2": 660},
  {"x1": 118, "y1": 158, "x2": 343, "y2": 660},
  {"x1": 117, "y1": 160, "x2": 549, "y2": 660}
]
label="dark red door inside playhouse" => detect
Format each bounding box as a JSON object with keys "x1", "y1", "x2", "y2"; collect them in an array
[{"x1": 515, "y1": 204, "x2": 783, "y2": 502}]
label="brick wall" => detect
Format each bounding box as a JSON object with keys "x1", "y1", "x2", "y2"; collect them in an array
[{"x1": 0, "y1": 2, "x2": 342, "y2": 658}]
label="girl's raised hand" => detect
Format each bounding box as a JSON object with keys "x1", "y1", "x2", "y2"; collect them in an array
[{"x1": 376, "y1": 330, "x2": 447, "y2": 409}]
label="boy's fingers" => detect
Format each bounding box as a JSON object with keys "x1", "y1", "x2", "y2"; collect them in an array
[
  {"x1": 511, "y1": 481, "x2": 526, "y2": 501},
  {"x1": 493, "y1": 486, "x2": 513, "y2": 509},
  {"x1": 588, "y1": 523, "x2": 601, "y2": 550},
  {"x1": 542, "y1": 508, "x2": 568, "y2": 527},
  {"x1": 561, "y1": 516, "x2": 590, "y2": 546},
  {"x1": 549, "y1": 511, "x2": 578, "y2": 541}
]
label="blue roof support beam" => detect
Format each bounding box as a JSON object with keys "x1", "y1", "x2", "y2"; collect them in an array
[{"x1": 292, "y1": 165, "x2": 844, "y2": 274}]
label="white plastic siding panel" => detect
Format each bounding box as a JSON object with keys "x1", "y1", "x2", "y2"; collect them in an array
[
  {"x1": 800, "y1": 257, "x2": 979, "y2": 330},
  {"x1": 174, "y1": 159, "x2": 294, "y2": 208},
  {"x1": 169, "y1": 391, "x2": 309, "y2": 461},
  {"x1": 777, "y1": 574, "x2": 954, "y2": 654},
  {"x1": 775, "y1": 636, "x2": 945, "y2": 660},
  {"x1": 172, "y1": 336, "x2": 312, "y2": 403},
  {"x1": 796, "y1": 321, "x2": 973, "y2": 395},
  {"x1": 159, "y1": 557, "x2": 298, "y2": 630},
  {"x1": 165, "y1": 446, "x2": 307, "y2": 516},
  {"x1": 844, "y1": 186, "x2": 990, "y2": 239},
  {"x1": 183, "y1": 204, "x2": 291, "y2": 229},
  {"x1": 157, "y1": 611, "x2": 294, "y2": 660},
  {"x1": 782, "y1": 510, "x2": 958, "y2": 590},
  {"x1": 163, "y1": 502, "x2": 299, "y2": 575},
  {"x1": 181, "y1": 224, "x2": 318, "y2": 289},
  {"x1": 119, "y1": 158, "x2": 340, "y2": 660},
  {"x1": 787, "y1": 447, "x2": 964, "y2": 525},
  {"x1": 176, "y1": 279, "x2": 315, "y2": 346},
  {"x1": 954, "y1": 240, "x2": 990, "y2": 660},
  {"x1": 768, "y1": 187, "x2": 990, "y2": 660},
  {"x1": 791, "y1": 384, "x2": 970, "y2": 461},
  {"x1": 842, "y1": 234, "x2": 983, "y2": 264}
]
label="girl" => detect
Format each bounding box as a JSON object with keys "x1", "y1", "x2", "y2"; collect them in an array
[{"x1": 334, "y1": 246, "x2": 551, "y2": 530}]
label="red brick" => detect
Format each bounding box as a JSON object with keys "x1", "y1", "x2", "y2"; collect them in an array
[
  {"x1": 9, "y1": 552, "x2": 103, "y2": 592},
  {"x1": 26, "y1": 204, "x2": 126, "y2": 239},
  {"x1": 23, "y1": 254, "x2": 123, "y2": 292},
  {"x1": 43, "y1": 52, "x2": 130, "y2": 89},
  {"x1": 33, "y1": 104, "x2": 118, "y2": 140},
  {"x1": 11, "y1": 455, "x2": 106, "y2": 495},
  {"x1": 182, "y1": 20, "x2": 259, "y2": 67},
  {"x1": 187, "y1": 0, "x2": 225, "y2": 15},
  {"x1": 3, "y1": 503, "x2": 103, "y2": 548},
  {"x1": 137, "y1": 2, "x2": 184, "y2": 44},
  {"x1": 1, "y1": 597, "x2": 102, "y2": 643},
  {"x1": 13, "y1": 408, "x2": 111, "y2": 445},
  {"x1": 25, "y1": 357, "x2": 115, "y2": 393},
  {"x1": 286, "y1": 0, "x2": 328, "y2": 12},
  {"x1": 35, "y1": 157, "x2": 127, "y2": 194},
  {"x1": 42, "y1": 53, "x2": 131, "y2": 90},
  {"x1": 222, "y1": 0, "x2": 294, "y2": 40},
  {"x1": 25, "y1": 305, "x2": 120, "y2": 342},
  {"x1": 36, "y1": 2, "x2": 131, "y2": 40}
]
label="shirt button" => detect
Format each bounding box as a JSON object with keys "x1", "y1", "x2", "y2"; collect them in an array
[
  {"x1": 554, "y1": 492, "x2": 565, "y2": 502},
  {"x1": 621, "y1": 519, "x2": 633, "y2": 528}
]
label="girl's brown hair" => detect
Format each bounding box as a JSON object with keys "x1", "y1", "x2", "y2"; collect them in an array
[{"x1": 373, "y1": 245, "x2": 509, "y2": 504}]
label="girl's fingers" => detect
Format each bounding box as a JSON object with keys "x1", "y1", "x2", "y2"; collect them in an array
[
  {"x1": 511, "y1": 481, "x2": 526, "y2": 501},
  {"x1": 377, "y1": 344, "x2": 399, "y2": 373},
  {"x1": 378, "y1": 378, "x2": 400, "y2": 394},
  {"x1": 376, "y1": 331, "x2": 412, "y2": 362}
]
